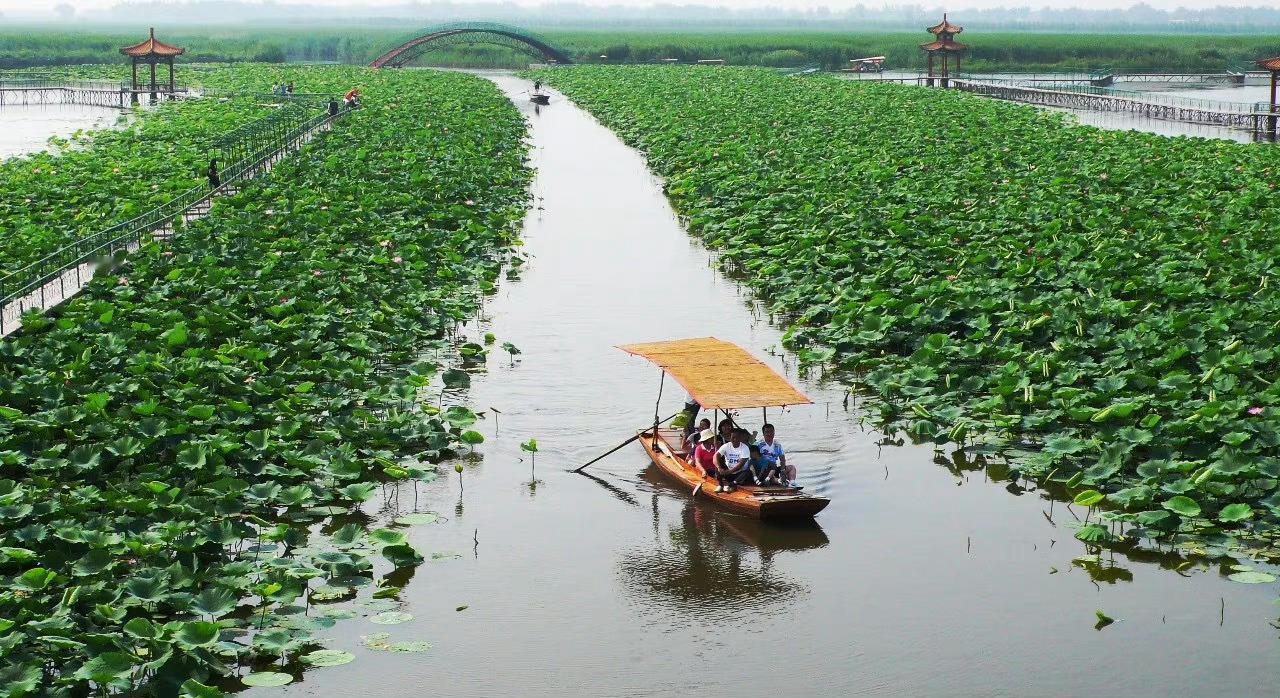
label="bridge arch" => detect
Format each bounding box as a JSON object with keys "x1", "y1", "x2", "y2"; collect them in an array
[{"x1": 370, "y1": 22, "x2": 573, "y2": 68}]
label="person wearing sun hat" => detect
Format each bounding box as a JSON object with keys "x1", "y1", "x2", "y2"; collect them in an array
[{"x1": 691, "y1": 428, "x2": 718, "y2": 478}]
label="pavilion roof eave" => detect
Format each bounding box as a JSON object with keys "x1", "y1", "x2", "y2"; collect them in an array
[
  {"x1": 920, "y1": 40, "x2": 968, "y2": 52},
  {"x1": 120, "y1": 28, "x2": 186, "y2": 58},
  {"x1": 927, "y1": 13, "x2": 964, "y2": 35},
  {"x1": 1257, "y1": 56, "x2": 1280, "y2": 72}
]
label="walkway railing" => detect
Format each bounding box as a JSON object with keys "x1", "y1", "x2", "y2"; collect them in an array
[
  {"x1": 0, "y1": 99, "x2": 349, "y2": 335},
  {"x1": 955, "y1": 74, "x2": 1258, "y2": 113},
  {"x1": 0, "y1": 74, "x2": 126, "y2": 91}
]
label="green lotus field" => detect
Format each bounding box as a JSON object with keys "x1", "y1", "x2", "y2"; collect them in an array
[
  {"x1": 536, "y1": 65, "x2": 1280, "y2": 553},
  {"x1": 0, "y1": 92, "x2": 275, "y2": 278},
  {"x1": 0, "y1": 67, "x2": 529, "y2": 694}
]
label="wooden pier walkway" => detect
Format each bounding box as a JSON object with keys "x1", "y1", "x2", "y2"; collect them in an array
[
  {"x1": 950, "y1": 78, "x2": 1269, "y2": 132},
  {"x1": 0, "y1": 75, "x2": 197, "y2": 109},
  {"x1": 0, "y1": 109, "x2": 343, "y2": 337}
]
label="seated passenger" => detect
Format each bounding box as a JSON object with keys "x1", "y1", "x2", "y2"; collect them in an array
[
  {"x1": 756, "y1": 423, "x2": 791, "y2": 486},
  {"x1": 684, "y1": 418, "x2": 711, "y2": 454},
  {"x1": 715, "y1": 429, "x2": 753, "y2": 492},
  {"x1": 691, "y1": 429, "x2": 717, "y2": 477},
  {"x1": 747, "y1": 443, "x2": 768, "y2": 485},
  {"x1": 717, "y1": 418, "x2": 735, "y2": 444}
]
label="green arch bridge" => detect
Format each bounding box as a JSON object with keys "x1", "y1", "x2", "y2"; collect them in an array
[{"x1": 370, "y1": 22, "x2": 573, "y2": 68}]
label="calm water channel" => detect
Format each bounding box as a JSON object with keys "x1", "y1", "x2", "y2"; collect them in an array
[
  {"x1": 0, "y1": 103, "x2": 120, "y2": 159},
  {"x1": 248, "y1": 73, "x2": 1280, "y2": 696}
]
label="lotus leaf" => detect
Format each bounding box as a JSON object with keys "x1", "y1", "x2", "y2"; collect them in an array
[
  {"x1": 1163, "y1": 496, "x2": 1202, "y2": 518},
  {"x1": 370, "y1": 611, "x2": 413, "y2": 625},
  {"x1": 395, "y1": 513, "x2": 439, "y2": 525},
  {"x1": 1227, "y1": 571, "x2": 1277, "y2": 584},
  {"x1": 1219, "y1": 504, "x2": 1254, "y2": 523},
  {"x1": 241, "y1": 672, "x2": 294, "y2": 688},
  {"x1": 301, "y1": 649, "x2": 356, "y2": 667}
]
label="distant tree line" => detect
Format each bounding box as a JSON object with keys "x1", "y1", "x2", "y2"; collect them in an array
[{"x1": 0, "y1": 26, "x2": 1277, "y2": 74}]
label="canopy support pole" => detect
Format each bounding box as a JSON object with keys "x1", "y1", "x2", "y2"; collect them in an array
[{"x1": 652, "y1": 371, "x2": 665, "y2": 451}]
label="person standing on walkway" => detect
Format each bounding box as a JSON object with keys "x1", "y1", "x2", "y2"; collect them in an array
[{"x1": 207, "y1": 158, "x2": 220, "y2": 189}]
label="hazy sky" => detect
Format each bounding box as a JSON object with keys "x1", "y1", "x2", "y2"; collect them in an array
[{"x1": 6, "y1": 0, "x2": 1278, "y2": 10}]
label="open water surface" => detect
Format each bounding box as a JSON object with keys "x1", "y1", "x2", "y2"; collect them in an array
[
  {"x1": 253, "y1": 74, "x2": 1279, "y2": 697},
  {"x1": 0, "y1": 104, "x2": 120, "y2": 160}
]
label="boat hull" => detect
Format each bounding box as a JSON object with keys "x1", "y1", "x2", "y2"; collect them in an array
[{"x1": 638, "y1": 428, "x2": 829, "y2": 520}]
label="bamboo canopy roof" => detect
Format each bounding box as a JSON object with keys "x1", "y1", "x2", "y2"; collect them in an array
[
  {"x1": 120, "y1": 28, "x2": 186, "y2": 58},
  {"x1": 618, "y1": 337, "x2": 811, "y2": 410},
  {"x1": 1257, "y1": 56, "x2": 1280, "y2": 72},
  {"x1": 927, "y1": 14, "x2": 964, "y2": 35}
]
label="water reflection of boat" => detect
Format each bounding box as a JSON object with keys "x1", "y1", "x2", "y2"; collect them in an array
[
  {"x1": 530, "y1": 92, "x2": 550, "y2": 105},
  {"x1": 619, "y1": 338, "x2": 830, "y2": 520},
  {"x1": 619, "y1": 476, "x2": 818, "y2": 612}
]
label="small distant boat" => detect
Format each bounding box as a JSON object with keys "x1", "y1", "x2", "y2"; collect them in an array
[
  {"x1": 619, "y1": 337, "x2": 831, "y2": 521},
  {"x1": 530, "y1": 93, "x2": 550, "y2": 105}
]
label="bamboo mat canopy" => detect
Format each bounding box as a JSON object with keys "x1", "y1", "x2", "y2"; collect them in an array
[{"x1": 618, "y1": 337, "x2": 811, "y2": 410}]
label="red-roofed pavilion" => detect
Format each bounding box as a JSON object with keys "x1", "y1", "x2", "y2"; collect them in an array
[
  {"x1": 922, "y1": 14, "x2": 967, "y2": 88},
  {"x1": 120, "y1": 28, "x2": 185, "y2": 100},
  {"x1": 1257, "y1": 56, "x2": 1280, "y2": 138}
]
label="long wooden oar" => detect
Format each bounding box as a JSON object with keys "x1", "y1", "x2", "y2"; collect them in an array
[{"x1": 571, "y1": 411, "x2": 679, "y2": 473}]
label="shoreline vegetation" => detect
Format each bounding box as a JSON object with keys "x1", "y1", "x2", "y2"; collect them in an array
[
  {"x1": 0, "y1": 66, "x2": 530, "y2": 694},
  {"x1": 0, "y1": 27, "x2": 1277, "y2": 73},
  {"x1": 534, "y1": 65, "x2": 1280, "y2": 561}
]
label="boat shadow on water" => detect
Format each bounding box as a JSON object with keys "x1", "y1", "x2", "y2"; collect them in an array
[{"x1": 614, "y1": 463, "x2": 828, "y2": 613}]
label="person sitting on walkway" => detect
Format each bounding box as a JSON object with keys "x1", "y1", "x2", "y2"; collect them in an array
[
  {"x1": 756, "y1": 423, "x2": 792, "y2": 486},
  {"x1": 691, "y1": 429, "x2": 717, "y2": 478},
  {"x1": 715, "y1": 428, "x2": 752, "y2": 492}
]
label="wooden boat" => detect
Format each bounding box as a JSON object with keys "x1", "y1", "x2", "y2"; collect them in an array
[
  {"x1": 530, "y1": 93, "x2": 550, "y2": 105},
  {"x1": 619, "y1": 337, "x2": 831, "y2": 521},
  {"x1": 640, "y1": 426, "x2": 829, "y2": 520}
]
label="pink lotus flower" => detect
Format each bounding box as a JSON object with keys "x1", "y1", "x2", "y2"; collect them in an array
[
  {"x1": 1249, "y1": 406, "x2": 1264, "y2": 415},
  {"x1": 117, "y1": 277, "x2": 128, "y2": 286},
  {"x1": 313, "y1": 270, "x2": 323, "y2": 277},
  {"x1": 380, "y1": 240, "x2": 391, "y2": 248},
  {"x1": 946, "y1": 275, "x2": 957, "y2": 281},
  {"x1": 393, "y1": 256, "x2": 403, "y2": 264},
  {"x1": 464, "y1": 199, "x2": 475, "y2": 206}
]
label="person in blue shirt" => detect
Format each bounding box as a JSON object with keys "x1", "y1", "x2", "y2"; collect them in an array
[{"x1": 756, "y1": 423, "x2": 791, "y2": 486}]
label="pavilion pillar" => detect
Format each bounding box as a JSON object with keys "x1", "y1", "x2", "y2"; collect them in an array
[
  {"x1": 927, "y1": 53, "x2": 935, "y2": 87},
  {"x1": 1270, "y1": 71, "x2": 1278, "y2": 140},
  {"x1": 168, "y1": 58, "x2": 175, "y2": 98},
  {"x1": 149, "y1": 60, "x2": 157, "y2": 101}
]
